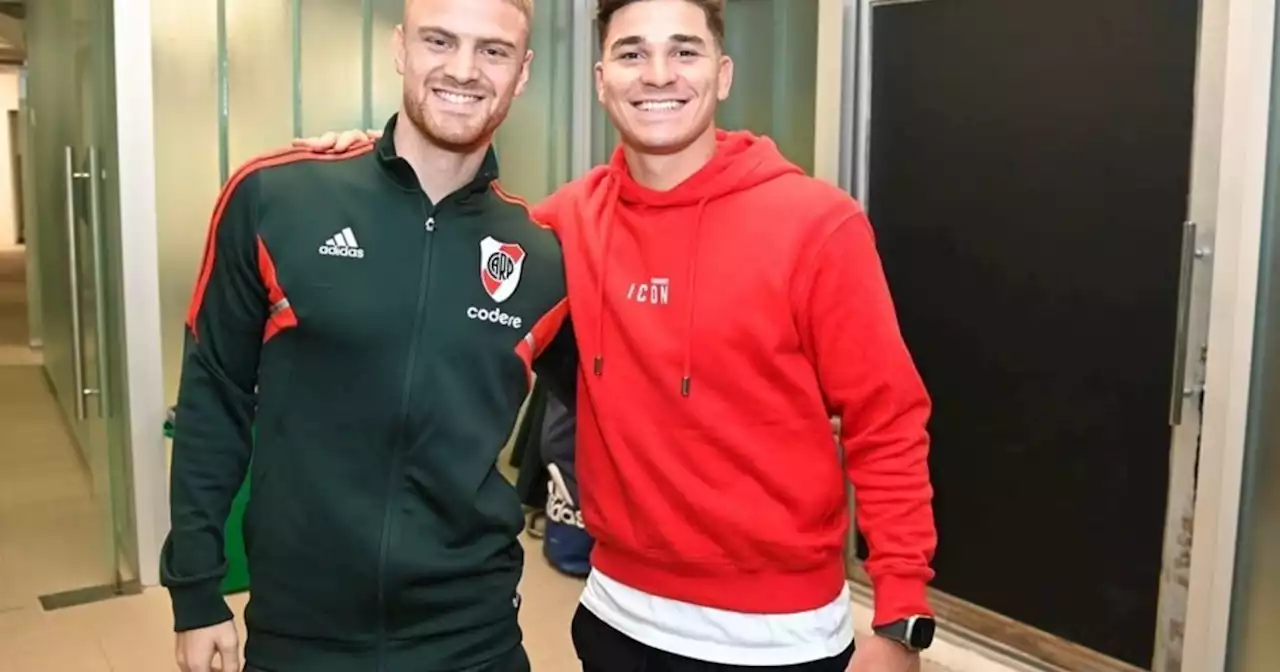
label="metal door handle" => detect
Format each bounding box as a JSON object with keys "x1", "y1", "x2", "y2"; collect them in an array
[
  {"x1": 64, "y1": 146, "x2": 88, "y2": 421},
  {"x1": 1169, "y1": 220, "x2": 1197, "y2": 425},
  {"x1": 86, "y1": 147, "x2": 108, "y2": 417}
]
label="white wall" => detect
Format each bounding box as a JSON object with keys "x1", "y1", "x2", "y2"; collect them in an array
[{"x1": 0, "y1": 65, "x2": 21, "y2": 250}]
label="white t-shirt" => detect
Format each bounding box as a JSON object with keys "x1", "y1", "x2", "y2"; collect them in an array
[{"x1": 580, "y1": 569, "x2": 853, "y2": 666}]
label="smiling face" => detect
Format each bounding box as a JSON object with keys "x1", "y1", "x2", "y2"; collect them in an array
[
  {"x1": 395, "y1": 0, "x2": 533, "y2": 152},
  {"x1": 596, "y1": 0, "x2": 733, "y2": 156}
]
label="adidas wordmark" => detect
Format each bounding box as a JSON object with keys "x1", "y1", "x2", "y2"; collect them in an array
[{"x1": 319, "y1": 227, "x2": 365, "y2": 259}]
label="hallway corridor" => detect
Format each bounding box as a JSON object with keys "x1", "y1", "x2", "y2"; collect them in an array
[{"x1": 0, "y1": 249, "x2": 38, "y2": 366}]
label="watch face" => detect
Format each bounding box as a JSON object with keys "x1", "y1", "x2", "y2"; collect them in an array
[{"x1": 908, "y1": 617, "x2": 937, "y2": 649}]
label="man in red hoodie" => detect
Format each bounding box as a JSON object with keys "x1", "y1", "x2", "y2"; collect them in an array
[
  {"x1": 541, "y1": 2, "x2": 937, "y2": 670},
  {"x1": 300, "y1": 1, "x2": 937, "y2": 669}
]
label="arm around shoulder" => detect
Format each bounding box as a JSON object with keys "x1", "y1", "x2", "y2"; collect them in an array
[{"x1": 530, "y1": 182, "x2": 583, "y2": 234}]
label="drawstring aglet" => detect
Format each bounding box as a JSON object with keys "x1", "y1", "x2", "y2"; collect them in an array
[
  {"x1": 681, "y1": 376, "x2": 691, "y2": 397},
  {"x1": 593, "y1": 355, "x2": 604, "y2": 376}
]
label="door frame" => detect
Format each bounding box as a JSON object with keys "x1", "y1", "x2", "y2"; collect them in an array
[
  {"x1": 1182, "y1": 0, "x2": 1277, "y2": 669},
  {"x1": 107, "y1": 0, "x2": 169, "y2": 588},
  {"x1": 812, "y1": 0, "x2": 1275, "y2": 668}
]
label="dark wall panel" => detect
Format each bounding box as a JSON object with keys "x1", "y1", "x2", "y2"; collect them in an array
[{"x1": 864, "y1": 0, "x2": 1199, "y2": 666}]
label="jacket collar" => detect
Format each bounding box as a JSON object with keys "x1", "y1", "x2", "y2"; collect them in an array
[{"x1": 375, "y1": 113, "x2": 500, "y2": 199}]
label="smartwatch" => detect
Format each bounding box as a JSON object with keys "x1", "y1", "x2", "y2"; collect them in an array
[{"x1": 873, "y1": 615, "x2": 937, "y2": 651}]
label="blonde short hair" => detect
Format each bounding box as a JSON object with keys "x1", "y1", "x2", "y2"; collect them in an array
[
  {"x1": 404, "y1": 0, "x2": 533, "y2": 22},
  {"x1": 506, "y1": 0, "x2": 534, "y2": 21}
]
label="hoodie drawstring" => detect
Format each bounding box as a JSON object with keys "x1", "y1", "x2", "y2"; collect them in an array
[
  {"x1": 681, "y1": 199, "x2": 709, "y2": 397},
  {"x1": 593, "y1": 183, "x2": 621, "y2": 379},
  {"x1": 591, "y1": 196, "x2": 708, "y2": 400},
  {"x1": 591, "y1": 128, "x2": 788, "y2": 399}
]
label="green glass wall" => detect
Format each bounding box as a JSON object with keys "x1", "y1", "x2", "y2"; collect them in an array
[
  {"x1": 590, "y1": 0, "x2": 820, "y2": 173},
  {"x1": 153, "y1": 1, "x2": 578, "y2": 406},
  {"x1": 493, "y1": 1, "x2": 575, "y2": 202}
]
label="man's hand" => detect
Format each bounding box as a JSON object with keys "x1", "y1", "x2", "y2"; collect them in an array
[
  {"x1": 847, "y1": 635, "x2": 922, "y2": 672},
  {"x1": 292, "y1": 129, "x2": 381, "y2": 153},
  {"x1": 176, "y1": 619, "x2": 241, "y2": 672}
]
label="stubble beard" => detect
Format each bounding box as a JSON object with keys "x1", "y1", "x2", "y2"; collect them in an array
[{"x1": 402, "y1": 86, "x2": 516, "y2": 154}]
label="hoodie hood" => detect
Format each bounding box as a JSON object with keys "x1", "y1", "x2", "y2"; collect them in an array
[
  {"x1": 590, "y1": 129, "x2": 803, "y2": 397},
  {"x1": 608, "y1": 129, "x2": 803, "y2": 208}
]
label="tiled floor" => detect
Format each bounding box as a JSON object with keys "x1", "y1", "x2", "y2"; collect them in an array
[
  {"x1": 1, "y1": 532, "x2": 982, "y2": 672},
  {"x1": 0, "y1": 248, "x2": 113, "y2": 613},
  {"x1": 0, "y1": 384, "x2": 993, "y2": 672},
  {"x1": 0, "y1": 535, "x2": 591, "y2": 672},
  {"x1": 0, "y1": 247, "x2": 1017, "y2": 672},
  {"x1": 0, "y1": 387, "x2": 996, "y2": 672},
  {"x1": 0, "y1": 365, "x2": 116, "y2": 605}
]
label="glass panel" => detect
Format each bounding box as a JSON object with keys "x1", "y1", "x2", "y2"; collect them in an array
[
  {"x1": 226, "y1": 0, "x2": 297, "y2": 166},
  {"x1": 25, "y1": 0, "x2": 134, "y2": 589},
  {"x1": 590, "y1": 30, "x2": 619, "y2": 168},
  {"x1": 720, "y1": 0, "x2": 818, "y2": 173},
  {"x1": 767, "y1": 0, "x2": 818, "y2": 173},
  {"x1": 153, "y1": 0, "x2": 221, "y2": 407},
  {"x1": 84, "y1": 0, "x2": 139, "y2": 582},
  {"x1": 371, "y1": 0, "x2": 403, "y2": 127},
  {"x1": 718, "y1": 1, "x2": 775, "y2": 138},
  {"x1": 30, "y1": 0, "x2": 77, "y2": 425},
  {"x1": 492, "y1": 0, "x2": 574, "y2": 202},
  {"x1": 299, "y1": 0, "x2": 365, "y2": 138}
]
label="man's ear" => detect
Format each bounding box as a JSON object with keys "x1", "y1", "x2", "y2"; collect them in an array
[
  {"x1": 393, "y1": 24, "x2": 406, "y2": 75},
  {"x1": 514, "y1": 49, "x2": 535, "y2": 97},
  {"x1": 716, "y1": 54, "x2": 734, "y2": 102},
  {"x1": 595, "y1": 61, "x2": 605, "y2": 104}
]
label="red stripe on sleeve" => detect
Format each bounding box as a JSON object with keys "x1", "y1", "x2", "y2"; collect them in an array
[{"x1": 184, "y1": 143, "x2": 376, "y2": 338}]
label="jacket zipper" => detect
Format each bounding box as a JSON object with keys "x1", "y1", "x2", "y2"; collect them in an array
[{"x1": 376, "y1": 211, "x2": 437, "y2": 670}]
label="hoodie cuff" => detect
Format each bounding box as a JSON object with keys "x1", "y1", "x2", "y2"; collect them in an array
[
  {"x1": 871, "y1": 573, "x2": 932, "y2": 628},
  {"x1": 170, "y1": 580, "x2": 234, "y2": 632}
]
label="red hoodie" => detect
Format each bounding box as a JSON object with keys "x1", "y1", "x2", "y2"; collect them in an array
[{"x1": 534, "y1": 130, "x2": 937, "y2": 626}]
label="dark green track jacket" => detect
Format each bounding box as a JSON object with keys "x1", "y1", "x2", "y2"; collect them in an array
[{"x1": 161, "y1": 114, "x2": 576, "y2": 672}]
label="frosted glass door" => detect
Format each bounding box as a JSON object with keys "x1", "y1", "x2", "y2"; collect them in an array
[{"x1": 26, "y1": 0, "x2": 136, "y2": 592}]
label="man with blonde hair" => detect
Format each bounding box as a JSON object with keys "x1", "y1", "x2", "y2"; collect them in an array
[{"x1": 161, "y1": 1, "x2": 576, "y2": 671}]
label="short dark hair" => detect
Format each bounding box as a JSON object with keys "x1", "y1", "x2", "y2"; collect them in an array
[{"x1": 595, "y1": 0, "x2": 726, "y2": 50}]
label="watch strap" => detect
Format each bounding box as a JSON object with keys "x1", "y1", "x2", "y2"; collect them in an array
[{"x1": 873, "y1": 615, "x2": 935, "y2": 651}]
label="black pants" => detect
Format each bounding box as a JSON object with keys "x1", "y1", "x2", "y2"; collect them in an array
[
  {"x1": 244, "y1": 644, "x2": 529, "y2": 672},
  {"x1": 571, "y1": 605, "x2": 855, "y2": 671}
]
